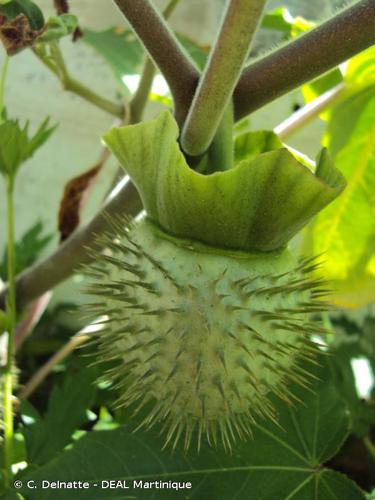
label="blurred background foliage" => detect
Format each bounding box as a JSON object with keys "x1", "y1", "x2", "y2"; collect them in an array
[{"x1": 0, "y1": 0, "x2": 374, "y2": 497}]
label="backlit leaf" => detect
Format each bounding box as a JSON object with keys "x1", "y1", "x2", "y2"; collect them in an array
[{"x1": 309, "y1": 94, "x2": 375, "y2": 308}]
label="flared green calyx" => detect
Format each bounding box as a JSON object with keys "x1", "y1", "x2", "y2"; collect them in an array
[{"x1": 103, "y1": 110, "x2": 346, "y2": 252}]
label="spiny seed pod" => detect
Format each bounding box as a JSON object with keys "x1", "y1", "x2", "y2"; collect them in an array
[{"x1": 84, "y1": 111, "x2": 346, "y2": 450}]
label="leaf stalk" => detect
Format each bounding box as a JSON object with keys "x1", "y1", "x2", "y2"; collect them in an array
[
  {"x1": 234, "y1": 0, "x2": 375, "y2": 120},
  {"x1": 3, "y1": 177, "x2": 16, "y2": 489},
  {"x1": 113, "y1": 0, "x2": 199, "y2": 126},
  {"x1": 33, "y1": 43, "x2": 124, "y2": 118},
  {"x1": 181, "y1": 0, "x2": 266, "y2": 157}
]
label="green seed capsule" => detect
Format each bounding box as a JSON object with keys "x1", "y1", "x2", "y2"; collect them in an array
[{"x1": 84, "y1": 219, "x2": 325, "y2": 451}]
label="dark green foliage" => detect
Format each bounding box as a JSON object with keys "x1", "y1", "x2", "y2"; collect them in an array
[
  {"x1": 16, "y1": 359, "x2": 365, "y2": 499},
  {"x1": 0, "y1": 222, "x2": 52, "y2": 281},
  {"x1": 22, "y1": 369, "x2": 97, "y2": 466},
  {"x1": 0, "y1": 117, "x2": 56, "y2": 181}
]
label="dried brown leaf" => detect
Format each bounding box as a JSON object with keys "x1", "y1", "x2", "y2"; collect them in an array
[
  {"x1": 58, "y1": 163, "x2": 102, "y2": 242},
  {"x1": 0, "y1": 14, "x2": 42, "y2": 55}
]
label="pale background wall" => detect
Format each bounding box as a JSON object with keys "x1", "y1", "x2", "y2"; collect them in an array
[{"x1": 0, "y1": 0, "x2": 342, "y2": 311}]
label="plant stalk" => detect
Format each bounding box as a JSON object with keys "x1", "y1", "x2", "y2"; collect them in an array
[
  {"x1": 206, "y1": 103, "x2": 234, "y2": 172},
  {"x1": 129, "y1": 0, "x2": 182, "y2": 124},
  {"x1": 274, "y1": 83, "x2": 345, "y2": 140},
  {"x1": 3, "y1": 178, "x2": 16, "y2": 489},
  {"x1": 0, "y1": 179, "x2": 142, "y2": 313},
  {"x1": 63, "y1": 77, "x2": 124, "y2": 118},
  {"x1": 181, "y1": 0, "x2": 266, "y2": 157},
  {"x1": 113, "y1": 0, "x2": 199, "y2": 126},
  {"x1": 129, "y1": 59, "x2": 156, "y2": 124},
  {"x1": 0, "y1": 54, "x2": 9, "y2": 123},
  {"x1": 234, "y1": 0, "x2": 375, "y2": 120},
  {"x1": 19, "y1": 333, "x2": 89, "y2": 400}
]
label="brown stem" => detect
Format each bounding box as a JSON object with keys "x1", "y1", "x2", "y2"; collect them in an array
[
  {"x1": 14, "y1": 292, "x2": 52, "y2": 350},
  {"x1": 129, "y1": 0, "x2": 182, "y2": 123},
  {"x1": 19, "y1": 332, "x2": 89, "y2": 400},
  {"x1": 0, "y1": 179, "x2": 142, "y2": 312},
  {"x1": 113, "y1": 0, "x2": 199, "y2": 126},
  {"x1": 234, "y1": 0, "x2": 375, "y2": 120}
]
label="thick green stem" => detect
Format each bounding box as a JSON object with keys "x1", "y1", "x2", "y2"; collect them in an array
[
  {"x1": 206, "y1": 103, "x2": 234, "y2": 172},
  {"x1": 234, "y1": 0, "x2": 375, "y2": 120},
  {"x1": 113, "y1": 0, "x2": 199, "y2": 126},
  {"x1": 181, "y1": 0, "x2": 266, "y2": 157},
  {"x1": 33, "y1": 45, "x2": 124, "y2": 118},
  {"x1": 3, "y1": 178, "x2": 16, "y2": 489}
]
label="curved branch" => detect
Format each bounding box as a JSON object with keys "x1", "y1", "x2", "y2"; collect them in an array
[
  {"x1": 234, "y1": 0, "x2": 375, "y2": 120},
  {"x1": 33, "y1": 46, "x2": 124, "y2": 118},
  {"x1": 274, "y1": 83, "x2": 345, "y2": 140},
  {"x1": 0, "y1": 179, "x2": 142, "y2": 312},
  {"x1": 113, "y1": 0, "x2": 199, "y2": 126},
  {"x1": 129, "y1": 0, "x2": 182, "y2": 124}
]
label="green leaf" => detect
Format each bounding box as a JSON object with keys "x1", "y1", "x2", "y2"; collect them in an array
[
  {"x1": 25, "y1": 117, "x2": 57, "y2": 158},
  {"x1": 22, "y1": 369, "x2": 97, "y2": 466},
  {"x1": 0, "y1": 0, "x2": 44, "y2": 30},
  {"x1": 261, "y1": 7, "x2": 314, "y2": 39},
  {"x1": 309, "y1": 93, "x2": 375, "y2": 308},
  {"x1": 301, "y1": 69, "x2": 343, "y2": 120},
  {"x1": 0, "y1": 117, "x2": 55, "y2": 180},
  {"x1": 329, "y1": 342, "x2": 375, "y2": 438},
  {"x1": 0, "y1": 221, "x2": 53, "y2": 281},
  {"x1": 18, "y1": 360, "x2": 364, "y2": 499},
  {"x1": 323, "y1": 85, "x2": 374, "y2": 157},
  {"x1": 301, "y1": 47, "x2": 375, "y2": 140},
  {"x1": 0, "y1": 120, "x2": 28, "y2": 177},
  {"x1": 104, "y1": 111, "x2": 345, "y2": 252},
  {"x1": 261, "y1": 7, "x2": 294, "y2": 36},
  {"x1": 0, "y1": 432, "x2": 27, "y2": 470},
  {"x1": 36, "y1": 14, "x2": 78, "y2": 43},
  {"x1": 83, "y1": 27, "x2": 144, "y2": 90},
  {"x1": 346, "y1": 46, "x2": 375, "y2": 86}
]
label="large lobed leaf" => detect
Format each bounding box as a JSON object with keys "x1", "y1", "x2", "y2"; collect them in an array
[
  {"x1": 0, "y1": 221, "x2": 52, "y2": 281},
  {"x1": 301, "y1": 47, "x2": 375, "y2": 308},
  {"x1": 16, "y1": 360, "x2": 364, "y2": 499}
]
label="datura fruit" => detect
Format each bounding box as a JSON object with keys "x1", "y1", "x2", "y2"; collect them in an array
[{"x1": 84, "y1": 111, "x2": 346, "y2": 451}]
